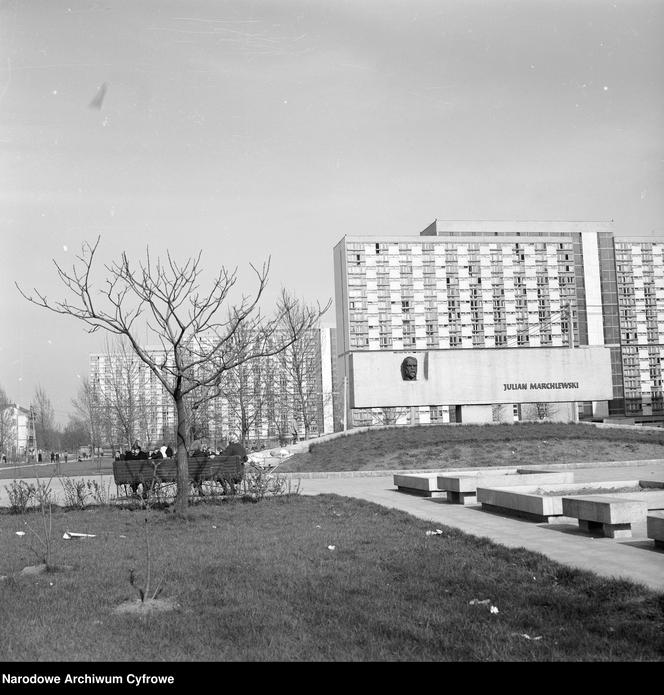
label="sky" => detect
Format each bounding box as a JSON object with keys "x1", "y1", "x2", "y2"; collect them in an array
[{"x1": 1, "y1": 0, "x2": 663, "y2": 425}]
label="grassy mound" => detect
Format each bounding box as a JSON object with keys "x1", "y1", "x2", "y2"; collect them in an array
[{"x1": 280, "y1": 423, "x2": 664, "y2": 472}]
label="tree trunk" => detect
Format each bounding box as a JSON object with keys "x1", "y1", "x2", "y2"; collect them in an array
[{"x1": 175, "y1": 395, "x2": 190, "y2": 514}]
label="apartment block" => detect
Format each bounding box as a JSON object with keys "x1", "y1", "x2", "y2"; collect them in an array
[
  {"x1": 88, "y1": 328, "x2": 337, "y2": 449},
  {"x1": 333, "y1": 220, "x2": 664, "y2": 426},
  {"x1": 614, "y1": 239, "x2": 664, "y2": 416}
]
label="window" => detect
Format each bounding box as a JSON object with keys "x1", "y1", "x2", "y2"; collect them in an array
[{"x1": 430, "y1": 406, "x2": 446, "y2": 422}]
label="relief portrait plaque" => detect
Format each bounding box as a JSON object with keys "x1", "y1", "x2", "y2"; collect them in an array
[{"x1": 401, "y1": 356, "x2": 418, "y2": 381}]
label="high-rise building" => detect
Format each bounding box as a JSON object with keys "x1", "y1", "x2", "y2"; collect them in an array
[
  {"x1": 333, "y1": 220, "x2": 664, "y2": 426},
  {"x1": 88, "y1": 327, "x2": 338, "y2": 448}
]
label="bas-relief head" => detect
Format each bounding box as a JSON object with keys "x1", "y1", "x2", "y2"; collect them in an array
[{"x1": 401, "y1": 356, "x2": 418, "y2": 381}]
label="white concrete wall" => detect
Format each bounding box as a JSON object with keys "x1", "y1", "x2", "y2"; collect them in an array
[
  {"x1": 350, "y1": 346, "x2": 614, "y2": 408},
  {"x1": 461, "y1": 405, "x2": 494, "y2": 423},
  {"x1": 580, "y1": 232, "x2": 606, "y2": 346}
]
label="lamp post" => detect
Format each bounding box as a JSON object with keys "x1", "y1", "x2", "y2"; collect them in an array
[{"x1": 566, "y1": 302, "x2": 578, "y2": 423}]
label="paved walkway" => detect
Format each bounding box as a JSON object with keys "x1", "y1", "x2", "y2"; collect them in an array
[
  {"x1": 2, "y1": 460, "x2": 663, "y2": 593},
  {"x1": 295, "y1": 461, "x2": 664, "y2": 593}
]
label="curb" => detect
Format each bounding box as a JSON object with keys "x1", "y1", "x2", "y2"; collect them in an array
[{"x1": 275, "y1": 458, "x2": 664, "y2": 479}]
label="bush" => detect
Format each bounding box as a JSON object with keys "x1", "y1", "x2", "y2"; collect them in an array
[
  {"x1": 5, "y1": 480, "x2": 36, "y2": 514},
  {"x1": 60, "y1": 478, "x2": 89, "y2": 510}
]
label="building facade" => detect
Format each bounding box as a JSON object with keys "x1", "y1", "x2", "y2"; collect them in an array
[
  {"x1": 333, "y1": 220, "x2": 664, "y2": 426},
  {"x1": 88, "y1": 328, "x2": 338, "y2": 449},
  {"x1": 0, "y1": 404, "x2": 36, "y2": 460}
]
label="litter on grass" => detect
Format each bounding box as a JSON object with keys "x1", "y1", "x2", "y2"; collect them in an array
[
  {"x1": 490, "y1": 606, "x2": 499, "y2": 614},
  {"x1": 62, "y1": 531, "x2": 96, "y2": 540},
  {"x1": 513, "y1": 633, "x2": 543, "y2": 641},
  {"x1": 15, "y1": 531, "x2": 25, "y2": 536},
  {"x1": 469, "y1": 598, "x2": 491, "y2": 605},
  {"x1": 425, "y1": 529, "x2": 444, "y2": 536},
  {"x1": 328, "y1": 545, "x2": 336, "y2": 550}
]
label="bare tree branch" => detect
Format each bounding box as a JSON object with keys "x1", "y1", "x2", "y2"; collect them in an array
[{"x1": 16, "y1": 238, "x2": 330, "y2": 514}]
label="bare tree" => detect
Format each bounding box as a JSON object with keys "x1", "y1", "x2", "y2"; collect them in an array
[
  {"x1": 275, "y1": 326, "x2": 324, "y2": 440},
  {"x1": 522, "y1": 402, "x2": 559, "y2": 422},
  {"x1": 97, "y1": 337, "x2": 149, "y2": 450},
  {"x1": 60, "y1": 416, "x2": 89, "y2": 453},
  {"x1": 17, "y1": 238, "x2": 329, "y2": 514},
  {"x1": 220, "y1": 325, "x2": 273, "y2": 447},
  {"x1": 33, "y1": 385, "x2": 56, "y2": 451},
  {"x1": 72, "y1": 378, "x2": 105, "y2": 457},
  {"x1": 371, "y1": 407, "x2": 409, "y2": 426}
]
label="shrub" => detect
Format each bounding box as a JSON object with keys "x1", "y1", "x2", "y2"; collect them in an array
[
  {"x1": 240, "y1": 470, "x2": 300, "y2": 501},
  {"x1": 5, "y1": 480, "x2": 36, "y2": 514},
  {"x1": 86, "y1": 478, "x2": 115, "y2": 506},
  {"x1": 60, "y1": 478, "x2": 90, "y2": 510}
]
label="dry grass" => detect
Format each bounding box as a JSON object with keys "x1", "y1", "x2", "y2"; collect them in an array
[
  {"x1": 1, "y1": 497, "x2": 663, "y2": 662},
  {"x1": 280, "y1": 423, "x2": 664, "y2": 472}
]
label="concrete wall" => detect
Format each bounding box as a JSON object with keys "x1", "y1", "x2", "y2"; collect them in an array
[
  {"x1": 461, "y1": 405, "x2": 494, "y2": 423},
  {"x1": 349, "y1": 346, "x2": 613, "y2": 408}
]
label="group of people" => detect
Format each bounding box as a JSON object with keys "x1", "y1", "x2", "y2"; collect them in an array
[
  {"x1": 189, "y1": 438, "x2": 248, "y2": 462},
  {"x1": 117, "y1": 439, "x2": 248, "y2": 463},
  {"x1": 117, "y1": 442, "x2": 174, "y2": 461},
  {"x1": 37, "y1": 450, "x2": 69, "y2": 464}
]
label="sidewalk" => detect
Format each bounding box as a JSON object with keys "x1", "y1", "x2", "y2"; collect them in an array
[{"x1": 2, "y1": 460, "x2": 663, "y2": 592}]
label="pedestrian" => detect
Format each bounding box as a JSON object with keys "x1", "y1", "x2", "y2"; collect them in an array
[
  {"x1": 55, "y1": 452, "x2": 60, "y2": 463},
  {"x1": 50, "y1": 451, "x2": 55, "y2": 463},
  {"x1": 64, "y1": 452, "x2": 68, "y2": 464},
  {"x1": 221, "y1": 436, "x2": 248, "y2": 463},
  {"x1": 38, "y1": 450, "x2": 42, "y2": 462}
]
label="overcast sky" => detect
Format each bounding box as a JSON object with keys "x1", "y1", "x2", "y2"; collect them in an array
[{"x1": 1, "y1": 0, "x2": 663, "y2": 426}]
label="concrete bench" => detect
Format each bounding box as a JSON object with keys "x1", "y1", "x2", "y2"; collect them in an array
[
  {"x1": 438, "y1": 470, "x2": 574, "y2": 505},
  {"x1": 393, "y1": 473, "x2": 447, "y2": 498},
  {"x1": 477, "y1": 480, "x2": 650, "y2": 523},
  {"x1": 561, "y1": 495, "x2": 648, "y2": 539},
  {"x1": 393, "y1": 466, "x2": 527, "y2": 498},
  {"x1": 646, "y1": 511, "x2": 664, "y2": 549}
]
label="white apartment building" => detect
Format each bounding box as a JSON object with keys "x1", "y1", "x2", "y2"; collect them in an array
[
  {"x1": 614, "y1": 239, "x2": 664, "y2": 415},
  {"x1": 333, "y1": 220, "x2": 664, "y2": 426},
  {"x1": 89, "y1": 328, "x2": 338, "y2": 449}
]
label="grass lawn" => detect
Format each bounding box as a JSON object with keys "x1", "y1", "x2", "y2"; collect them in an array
[
  {"x1": 1, "y1": 495, "x2": 663, "y2": 662},
  {"x1": 0, "y1": 458, "x2": 114, "y2": 482},
  {"x1": 280, "y1": 423, "x2": 664, "y2": 472}
]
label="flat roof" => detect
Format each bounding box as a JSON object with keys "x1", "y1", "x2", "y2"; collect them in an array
[{"x1": 422, "y1": 219, "x2": 615, "y2": 234}]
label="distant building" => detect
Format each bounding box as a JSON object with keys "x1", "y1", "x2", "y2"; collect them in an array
[
  {"x1": 0, "y1": 404, "x2": 37, "y2": 459},
  {"x1": 333, "y1": 220, "x2": 664, "y2": 426},
  {"x1": 88, "y1": 327, "x2": 338, "y2": 448}
]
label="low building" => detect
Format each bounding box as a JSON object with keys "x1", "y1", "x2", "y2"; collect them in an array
[{"x1": 0, "y1": 404, "x2": 37, "y2": 460}]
